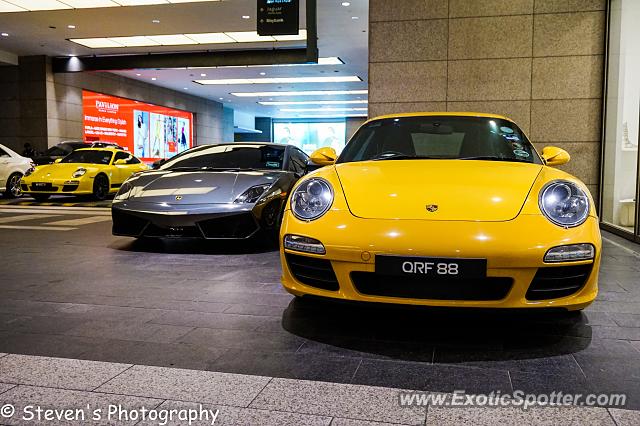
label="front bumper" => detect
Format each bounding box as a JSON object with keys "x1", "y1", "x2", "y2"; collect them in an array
[
  {"x1": 20, "y1": 177, "x2": 94, "y2": 195},
  {"x1": 112, "y1": 201, "x2": 263, "y2": 239},
  {"x1": 280, "y1": 212, "x2": 601, "y2": 310}
]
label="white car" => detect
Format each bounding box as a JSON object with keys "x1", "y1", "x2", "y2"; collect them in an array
[{"x1": 0, "y1": 143, "x2": 34, "y2": 198}]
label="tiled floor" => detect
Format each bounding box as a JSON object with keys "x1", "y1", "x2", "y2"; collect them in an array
[
  {"x1": 1, "y1": 206, "x2": 640, "y2": 413},
  {"x1": 0, "y1": 354, "x2": 639, "y2": 425}
]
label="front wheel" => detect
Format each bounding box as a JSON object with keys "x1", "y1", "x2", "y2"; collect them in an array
[
  {"x1": 3, "y1": 172, "x2": 23, "y2": 198},
  {"x1": 92, "y1": 174, "x2": 110, "y2": 201}
]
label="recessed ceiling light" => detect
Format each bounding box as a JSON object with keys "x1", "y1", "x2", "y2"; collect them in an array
[
  {"x1": 109, "y1": 36, "x2": 160, "y2": 47},
  {"x1": 0, "y1": 33, "x2": 8, "y2": 37},
  {"x1": 67, "y1": 25, "x2": 76, "y2": 29},
  {"x1": 242, "y1": 15, "x2": 250, "y2": 19},
  {"x1": 68, "y1": 38, "x2": 123, "y2": 48},
  {"x1": 5, "y1": 0, "x2": 71, "y2": 11},
  {"x1": 195, "y1": 76, "x2": 361, "y2": 85},
  {"x1": 231, "y1": 89, "x2": 368, "y2": 97},
  {"x1": 147, "y1": 34, "x2": 197, "y2": 45},
  {"x1": 259, "y1": 100, "x2": 368, "y2": 106},
  {"x1": 341, "y1": 1, "x2": 350, "y2": 6},
  {"x1": 152, "y1": 19, "x2": 160, "y2": 23},
  {"x1": 280, "y1": 107, "x2": 368, "y2": 112},
  {"x1": 136, "y1": 73, "x2": 141, "y2": 76}
]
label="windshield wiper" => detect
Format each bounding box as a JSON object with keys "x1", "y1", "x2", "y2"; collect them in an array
[{"x1": 459, "y1": 156, "x2": 530, "y2": 163}]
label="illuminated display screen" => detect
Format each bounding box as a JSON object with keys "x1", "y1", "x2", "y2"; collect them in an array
[
  {"x1": 273, "y1": 121, "x2": 346, "y2": 155},
  {"x1": 82, "y1": 90, "x2": 194, "y2": 163}
]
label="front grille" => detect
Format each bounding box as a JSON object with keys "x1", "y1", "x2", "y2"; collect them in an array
[
  {"x1": 111, "y1": 209, "x2": 149, "y2": 237},
  {"x1": 351, "y1": 272, "x2": 513, "y2": 301},
  {"x1": 285, "y1": 253, "x2": 339, "y2": 291},
  {"x1": 198, "y1": 213, "x2": 258, "y2": 239},
  {"x1": 62, "y1": 184, "x2": 79, "y2": 192},
  {"x1": 143, "y1": 224, "x2": 202, "y2": 238},
  {"x1": 526, "y1": 264, "x2": 593, "y2": 300}
]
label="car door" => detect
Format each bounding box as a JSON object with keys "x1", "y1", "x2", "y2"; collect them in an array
[
  {"x1": 0, "y1": 146, "x2": 10, "y2": 188},
  {"x1": 112, "y1": 151, "x2": 145, "y2": 186}
]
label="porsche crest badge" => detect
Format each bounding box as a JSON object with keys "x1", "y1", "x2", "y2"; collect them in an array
[
  {"x1": 175, "y1": 195, "x2": 183, "y2": 201},
  {"x1": 426, "y1": 204, "x2": 438, "y2": 213}
]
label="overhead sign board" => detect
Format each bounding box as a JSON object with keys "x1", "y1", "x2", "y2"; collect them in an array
[{"x1": 257, "y1": 0, "x2": 300, "y2": 36}]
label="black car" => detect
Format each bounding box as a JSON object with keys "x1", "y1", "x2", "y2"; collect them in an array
[
  {"x1": 112, "y1": 143, "x2": 310, "y2": 240},
  {"x1": 32, "y1": 141, "x2": 125, "y2": 165}
]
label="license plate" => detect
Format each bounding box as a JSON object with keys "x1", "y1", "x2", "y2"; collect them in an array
[
  {"x1": 375, "y1": 255, "x2": 487, "y2": 279},
  {"x1": 33, "y1": 182, "x2": 50, "y2": 189}
]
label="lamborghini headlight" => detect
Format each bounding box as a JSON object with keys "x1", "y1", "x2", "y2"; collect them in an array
[
  {"x1": 539, "y1": 180, "x2": 589, "y2": 227},
  {"x1": 234, "y1": 184, "x2": 271, "y2": 204},
  {"x1": 114, "y1": 181, "x2": 133, "y2": 201},
  {"x1": 72, "y1": 168, "x2": 86, "y2": 178},
  {"x1": 291, "y1": 178, "x2": 333, "y2": 221}
]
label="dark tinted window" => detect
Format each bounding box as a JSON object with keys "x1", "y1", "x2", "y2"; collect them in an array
[
  {"x1": 289, "y1": 148, "x2": 309, "y2": 174},
  {"x1": 114, "y1": 151, "x2": 140, "y2": 164},
  {"x1": 60, "y1": 150, "x2": 113, "y2": 165},
  {"x1": 339, "y1": 116, "x2": 541, "y2": 164},
  {"x1": 160, "y1": 144, "x2": 286, "y2": 171}
]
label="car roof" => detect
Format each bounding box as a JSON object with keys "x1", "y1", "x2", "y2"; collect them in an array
[
  {"x1": 366, "y1": 111, "x2": 515, "y2": 124},
  {"x1": 214, "y1": 142, "x2": 291, "y2": 148},
  {"x1": 75, "y1": 147, "x2": 125, "y2": 152}
]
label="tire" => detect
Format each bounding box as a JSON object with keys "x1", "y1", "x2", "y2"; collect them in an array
[
  {"x1": 92, "y1": 174, "x2": 110, "y2": 201},
  {"x1": 32, "y1": 194, "x2": 50, "y2": 202},
  {"x1": 3, "y1": 172, "x2": 23, "y2": 199}
]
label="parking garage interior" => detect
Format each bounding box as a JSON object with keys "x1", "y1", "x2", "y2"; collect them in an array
[{"x1": 1, "y1": 1, "x2": 640, "y2": 425}]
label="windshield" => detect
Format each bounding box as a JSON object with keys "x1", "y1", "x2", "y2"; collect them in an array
[
  {"x1": 338, "y1": 116, "x2": 542, "y2": 164},
  {"x1": 160, "y1": 144, "x2": 286, "y2": 171},
  {"x1": 60, "y1": 150, "x2": 113, "y2": 165}
]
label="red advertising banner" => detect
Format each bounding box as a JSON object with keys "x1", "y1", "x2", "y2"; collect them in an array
[{"x1": 82, "y1": 90, "x2": 194, "y2": 163}]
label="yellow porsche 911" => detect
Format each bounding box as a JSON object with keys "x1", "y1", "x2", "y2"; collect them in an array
[
  {"x1": 280, "y1": 113, "x2": 601, "y2": 311},
  {"x1": 21, "y1": 147, "x2": 148, "y2": 201}
]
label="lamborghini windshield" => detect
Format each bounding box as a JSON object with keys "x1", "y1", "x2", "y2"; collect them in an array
[
  {"x1": 338, "y1": 116, "x2": 542, "y2": 164},
  {"x1": 160, "y1": 144, "x2": 286, "y2": 171},
  {"x1": 60, "y1": 149, "x2": 113, "y2": 165}
]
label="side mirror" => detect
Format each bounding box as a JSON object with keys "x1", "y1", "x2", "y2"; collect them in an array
[
  {"x1": 54, "y1": 158, "x2": 62, "y2": 163},
  {"x1": 114, "y1": 159, "x2": 128, "y2": 165},
  {"x1": 310, "y1": 147, "x2": 337, "y2": 166},
  {"x1": 541, "y1": 146, "x2": 570, "y2": 166}
]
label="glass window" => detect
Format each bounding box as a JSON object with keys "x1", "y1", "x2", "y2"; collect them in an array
[
  {"x1": 0, "y1": 147, "x2": 8, "y2": 157},
  {"x1": 160, "y1": 144, "x2": 286, "y2": 171},
  {"x1": 602, "y1": 0, "x2": 639, "y2": 235},
  {"x1": 60, "y1": 150, "x2": 113, "y2": 165},
  {"x1": 339, "y1": 116, "x2": 540, "y2": 164},
  {"x1": 273, "y1": 121, "x2": 347, "y2": 155}
]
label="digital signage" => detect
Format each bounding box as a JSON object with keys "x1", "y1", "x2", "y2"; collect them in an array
[
  {"x1": 82, "y1": 90, "x2": 194, "y2": 163},
  {"x1": 273, "y1": 121, "x2": 346, "y2": 155}
]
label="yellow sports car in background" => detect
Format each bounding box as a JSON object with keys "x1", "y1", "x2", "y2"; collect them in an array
[
  {"x1": 21, "y1": 147, "x2": 148, "y2": 201},
  {"x1": 280, "y1": 112, "x2": 601, "y2": 311}
]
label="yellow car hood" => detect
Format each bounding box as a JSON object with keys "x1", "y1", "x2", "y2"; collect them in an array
[
  {"x1": 30, "y1": 163, "x2": 95, "y2": 180},
  {"x1": 334, "y1": 160, "x2": 543, "y2": 221}
]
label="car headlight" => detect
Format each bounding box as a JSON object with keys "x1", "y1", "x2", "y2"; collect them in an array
[
  {"x1": 290, "y1": 178, "x2": 333, "y2": 221},
  {"x1": 72, "y1": 168, "x2": 87, "y2": 178},
  {"x1": 24, "y1": 167, "x2": 35, "y2": 177},
  {"x1": 114, "y1": 181, "x2": 133, "y2": 201},
  {"x1": 539, "y1": 180, "x2": 590, "y2": 227},
  {"x1": 234, "y1": 184, "x2": 271, "y2": 204}
]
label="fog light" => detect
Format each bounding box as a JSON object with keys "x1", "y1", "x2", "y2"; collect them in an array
[
  {"x1": 284, "y1": 234, "x2": 326, "y2": 254},
  {"x1": 544, "y1": 244, "x2": 595, "y2": 263}
]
